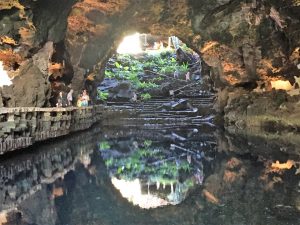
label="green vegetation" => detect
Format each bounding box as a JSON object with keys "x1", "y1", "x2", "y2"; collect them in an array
[
  {"x1": 138, "y1": 82, "x2": 158, "y2": 89},
  {"x1": 99, "y1": 140, "x2": 195, "y2": 184},
  {"x1": 141, "y1": 93, "x2": 152, "y2": 101},
  {"x1": 97, "y1": 90, "x2": 109, "y2": 101},
  {"x1": 103, "y1": 50, "x2": 190, "y2": 101},
  {"x1": 99, "y1": 141, "x2": 111, "y2": 150},
  {"x1": 143, "y1": 140, "x2": 152, "y2": 147}
]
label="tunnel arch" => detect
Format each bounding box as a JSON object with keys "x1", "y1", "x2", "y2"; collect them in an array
[
  {"x1": 64, "y1": 0, "x2": 300, "y2": 105},
  {"x1": 69, "y1": 29, "x2": 208, "y2": 102},
  {"x1": 0, "y1": 0, "x2": 298, "y2": 107}
]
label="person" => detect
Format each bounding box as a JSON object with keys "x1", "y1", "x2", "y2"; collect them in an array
[
  {"x1": 56, "y1": 91, "x2": 63, "y2": 107},
  {"x1": 77, "y1": 94, "x2": 82, "y2": 107},
  {"x1": 62, "y1": 92, "x2": 68, "y2": 107},
  {"x1": 81, "y1": 89, "x2": 90, "y2": 107},
  {"x1": 185, "y1": 71, "x2": 190, "y2": 81},
  {"x1": 67, "y1": 89, "x2": 74, "y2": 106},
  {"x1": 131, "y1": 92, "x2": 137, "y2": 102},
  {"x1": 174, "y1": 70, "x2": 179, "y2": 79}
]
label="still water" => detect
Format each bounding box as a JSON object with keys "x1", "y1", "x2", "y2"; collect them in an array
[{"x1": 0, "y1": 124, "x2": 299, "y2": 225}]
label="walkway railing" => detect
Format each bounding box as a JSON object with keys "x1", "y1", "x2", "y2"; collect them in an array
[{"x1": 0, "y1": 105, "x2": 104, "y2": 155}]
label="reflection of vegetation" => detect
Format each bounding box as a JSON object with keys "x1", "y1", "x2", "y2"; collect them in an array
[
  {"x1": 99, "y1": 140, "x2": 199, "y2": 185},
  {"x1": 144, "y1": 140, "x2": 152, "y2": 147},
  {"x1": 99, "y1": 141, "x2": 111, "y2": 150}
]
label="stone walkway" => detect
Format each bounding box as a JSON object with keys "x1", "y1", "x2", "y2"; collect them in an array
[{"x1": 0, "y1": 105, "x2": 104, "y2": 155}]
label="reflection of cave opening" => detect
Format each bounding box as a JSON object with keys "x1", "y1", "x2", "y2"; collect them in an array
[{"x1": 98, "y1": 33, "x2": 210, "y2": 102}]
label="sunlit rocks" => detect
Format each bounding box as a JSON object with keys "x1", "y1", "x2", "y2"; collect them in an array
[
  {"x1": 271, "y1": 160, "x2": 295, "y2": 170},
  {"x1": 271, "y1": 80, "x2": 293, "y2": 91},
  {"x1": 0, "y1": 36, "x2": 17, "y2": 46}
]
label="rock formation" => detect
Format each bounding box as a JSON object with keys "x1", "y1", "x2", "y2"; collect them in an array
[{"x1": 0, "y1": 0, "x2": 299, "y2": 129}]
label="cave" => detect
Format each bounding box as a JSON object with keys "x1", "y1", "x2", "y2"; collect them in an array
[
  {"x1": 97, "y1": 33, "x2": 208, "y2": 104},
  {"x1": 0, "y1": 1, "x2": 300, "y2": 224}
]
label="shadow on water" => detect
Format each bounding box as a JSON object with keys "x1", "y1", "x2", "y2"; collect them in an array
[{"x1": 0, "y1": 123, "x2": 299, "y2": 225}]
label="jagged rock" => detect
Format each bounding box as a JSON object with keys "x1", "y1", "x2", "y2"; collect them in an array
[
  {"x1": 12, "y1": 60, "x2": 50, "y2": 107},
  {"x1": 0, "y1": 0, "x2": 299, "y2": 135},
  {"x1": 32, "y1": 41, "x2": 54, "y2": 76},
  {"x1": 176, "y1": 48, "x2": 196, "y2": 65}
]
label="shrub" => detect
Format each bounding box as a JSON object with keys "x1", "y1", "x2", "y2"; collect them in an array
[
  {"x1": 97, "y1": 90, "x2": 109, "y2": 101},
  {"x1": 141, "y1": 93, "x2": 152, "y2": 101}
]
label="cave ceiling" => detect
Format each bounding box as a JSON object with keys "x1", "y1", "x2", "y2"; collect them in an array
[{"x1": 0, "y1": 0, "x2": 299, "y2": 107}]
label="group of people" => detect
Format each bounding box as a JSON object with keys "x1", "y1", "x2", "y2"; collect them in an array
[
  {"x1": 76, "y1": 89, "x2": 90, "y2": 107},
  {"x1": 56, "y1": 89, "x2": 73, "y2": 107},
  {"x1": 56, "y1": 89, "x2": 90, "y2": 107}
]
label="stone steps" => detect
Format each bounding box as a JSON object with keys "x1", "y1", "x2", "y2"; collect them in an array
[{"x1": 102, "y1": 96, "x2": 215, "y2": 126}]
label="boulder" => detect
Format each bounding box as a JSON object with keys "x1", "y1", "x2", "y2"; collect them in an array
[
  {"x1": 158, "y1": 99, "x2": 194, "y2": 111},
  {"x1": 109, "y1": 82, "x2": 134, "y2": 100},
  {"x1": 12, "y1": 60, "x2": 50, "y2": 107},
  {"x1": 98, "y1": 78, "x2": 119, "y2": 92},
  {"x1": 32, "y1": 41, "x2": 54, "y2": 76}
]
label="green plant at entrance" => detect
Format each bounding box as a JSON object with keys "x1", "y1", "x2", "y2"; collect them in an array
[
  {"x1": 178, "y1": 62, "x2": 189, "y2": 73},
  {"x1": 141, "y1": 93, "x2": 151, "y2": 101},
  {"x1": 101, "y1": 45, "x2": 195, "y2": 101},
  {"x1": 138, "y1": 81, "x2": 158, "y2": 89},
  {"x1": 97, "y1": 90, "x2": 109, "y2": 101},
  {"x1": 159, "y1": 65, "x2": 177, "y2": 74}
]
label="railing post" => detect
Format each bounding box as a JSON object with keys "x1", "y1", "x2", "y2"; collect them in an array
[{"x1": 4, "y1": 112, "x2": 16, "y2": 135}]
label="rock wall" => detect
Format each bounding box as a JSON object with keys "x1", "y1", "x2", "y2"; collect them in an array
[{"x1": 0, "y1": 0, "x2": 76, "y2": 107}]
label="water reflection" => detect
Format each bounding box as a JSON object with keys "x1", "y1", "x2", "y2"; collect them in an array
[
  {"x1": 111, "y1": 178, "x2": 171, "y2": 208},
  {"x1": 0, "y1": 124, "x2": 299, "y2": 225},
  {"x1": 99, "y1": 126, "x2": 214, "y2": 208}
]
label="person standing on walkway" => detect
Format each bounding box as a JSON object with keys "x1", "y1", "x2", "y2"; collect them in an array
[
  {"x1": 67, "y1": 89, "x2": 74, "y2": 106},
  {"x1": 56, "y1": 91, "x2": 63, "y2": 107},
  {"x1": 81, "y1": 89, "x2": 90, "y2": 107}
]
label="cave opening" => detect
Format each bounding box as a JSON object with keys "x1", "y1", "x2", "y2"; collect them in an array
[{"x1": 97, "y1": 33, "x2": 212, "y2": 104}]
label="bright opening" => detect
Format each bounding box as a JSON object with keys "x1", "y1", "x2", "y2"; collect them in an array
[
  {"x1": 117, "y1": 33, "x2": 143, "y2": 54},
  {"x1": 111, "y1": 177, "x2": 169, "y2": 209},
  {"x1": 0, "y1": 61, "x2": 12, "y2": 87}
]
